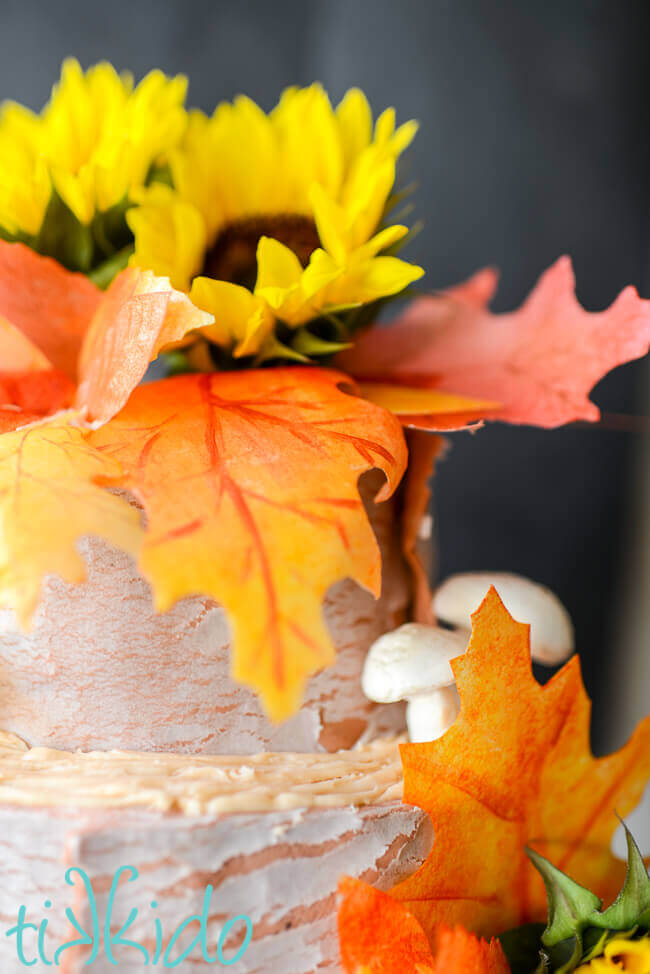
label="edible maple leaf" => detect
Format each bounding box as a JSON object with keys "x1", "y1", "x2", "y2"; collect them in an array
[
  {"x1": 88, "y1": 367, "x2": 407, "y2": 719},
  {"x1": 0, "y1": 422, "x2": 143, "y2": 624},
  {"x1": 340, "y1": 258, "x2": 650, "y2": 428},
  {"x1": 392, "y1": 588, "x2": 650, "y2": 938},
  {"x1": 0, "y1": 371, "x2": 75, "y2": 432},
  {"x1": 337, "y1": 876, "x2": 509, "y2": 973},
  {"x1": 0, "y1": 240, "x2": 212, "y2": 425}
]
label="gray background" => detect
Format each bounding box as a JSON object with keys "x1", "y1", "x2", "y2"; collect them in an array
[{"x1": 1, "y1": 0, "x2": 649, "y2": 752}]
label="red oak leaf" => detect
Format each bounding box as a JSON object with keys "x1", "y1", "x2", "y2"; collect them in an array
[{"x1": 340, "y1": 258, "x2": 650, "y2": 428}]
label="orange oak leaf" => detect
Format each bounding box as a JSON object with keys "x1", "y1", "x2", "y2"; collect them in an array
[
  {"x1": 0, "y1": 240, "x2": 212, "y2": 424},
  {"x1": 391, "y1": 587, "x2": 650, "y2": 938},
  {"x1": 0, "y1": 314, "x2": 51, "y2": 372},
  {"x1": 341, "y1": 258, "x2": 650, "y2": 428},
  {"x1": 0, "y1": 421, "x2": 143, "y2": 625},
  {"x1": 88, "y1": 368, "x2": 407, "y2": 719},
  {"x1": 337, "y1": 877, "x2": 509, "y2": 973},
  {"x1": 0, "y1": 242, "x2": 100, "y2": 377}
]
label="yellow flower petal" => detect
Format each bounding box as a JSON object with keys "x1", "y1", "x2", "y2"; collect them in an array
[
  {"x1": 0, "y1": 58, "x2": 188, "y2": 234},
  {"x1": 310, "y1": 184, "x2": 348, "y2": 263},
  {"x1": 128, "y1": 184, "x2": 206, "y2": 291},
  {"x1": 327, "y1": 255, "x2": 424, "y2": 306},
  {"x1": 578, "y1": 936, "x2": 650, "y2": 972},
  {"x1": 336, "y1": 88, "x2": 372, "y2": 172},
  {"x1": 357, "y1": 224, "x2": 409, "y2": 260},
  {"x1": 256, "y1": 236, "x2": 304, "y2": 291},
  {"x1": 189, "y1": 277, "x2": 273, "y2": 354}
]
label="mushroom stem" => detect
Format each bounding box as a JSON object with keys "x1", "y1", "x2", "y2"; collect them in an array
[{"x1": 406, "y1": 685, "x2": 460, "y2": 743}]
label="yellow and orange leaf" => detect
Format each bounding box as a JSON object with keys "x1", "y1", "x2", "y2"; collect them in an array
[
  {"x1": 359, "y1": 381, "x2": 500, "y2": 431},
  {"x1": 392, "y1": 587, "x2": 650, "y2": 938},
  {"x1": 337, "y1": 877, "x2": 509, "y2": 973},
  {"x1": 0, "y1": 422, "x2": 143, "y2": 624},
  {"x1": 88, "y1": 368, "x2": 407, "y2": 719}
]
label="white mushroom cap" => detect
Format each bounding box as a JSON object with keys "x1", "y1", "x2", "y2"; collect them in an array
[
  {"x1": 432, "y1": 572, "x2": 574, "y2": 665},
  {"x1": 361, "y1": 623, "x2": 468, "y2": 703}
]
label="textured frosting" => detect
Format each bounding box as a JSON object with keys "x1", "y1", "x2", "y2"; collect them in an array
[
  {"x1": 0, "y1": 732, "x2": 431, "y2": 973},
  {"x1": 0, "y1": 731, "x2": 404, "y2": 813},
  {"x1": 0, "y1": 473, "x2": 410, "y2": 755}
]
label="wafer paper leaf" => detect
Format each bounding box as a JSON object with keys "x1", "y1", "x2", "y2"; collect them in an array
[
  {"x1": 0, "y1": 422, "x2": 143, "y2": 624},
  {"x1": 342, "y1": 258, "x2": 650, "y2": 428},
  {"x1": 89, "y1": 368, "x2": 407, "y2": 719},
  {"x1": 392, "y1": 588, "x2": 650, "y2": 937}
]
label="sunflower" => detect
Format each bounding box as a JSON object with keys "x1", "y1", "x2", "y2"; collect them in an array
[
  {"x1": 577, "y1": 937, "x2": 650, "y2": 973},
  {"x1": 128, "y1": 84, "x2": 424, "y2": 363},
  {"x1": 0, "y1": 59, "x2": 187, "y2": 278}
]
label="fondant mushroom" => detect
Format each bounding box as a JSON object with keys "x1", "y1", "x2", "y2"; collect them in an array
[
  {"x1": 432, "y1": 571, "x2": 574, "y2": 665},
  {"x1": 362, "y1": 573, "x2": 575, "y2": 742},
  {"x1": 361, "y1": 624, "x2": 467, "y2": 742}
]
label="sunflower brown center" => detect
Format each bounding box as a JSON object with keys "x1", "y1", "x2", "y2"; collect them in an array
[{"x1": 203, "y1": 214, "x2": 321, "y2": 289}]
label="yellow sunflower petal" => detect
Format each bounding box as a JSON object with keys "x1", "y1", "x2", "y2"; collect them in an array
[
  {"x1": 0, "y1": 105, "x2": 51, "y2": 236},
  {"x1": 0, "y1": 58, "x2": 188, "y2": 232},
  {"x1": 128, "y1": 184, "x2": 206, "y2": 291},
  {"x1": 336, "y1": 88, "x2": 372, "y2": 172},
  {"x1": 357, "y1": 224, "x2": 409, "y2": 260},
  {"x1": 256, "y1": 236, "x2": 304, "y2": 291},
  {"x1": 310, "y1": 184, "x2": 348, "y2": 263},
  {"x1": 272, "y1": 84, "x2": 343, "y2": 203},
  {"x1": 328, "y1": 254, "x2": 424, "y2": 306},
  {"x1": 189, "y1": 277, "x2": 273, "y2": 354}
]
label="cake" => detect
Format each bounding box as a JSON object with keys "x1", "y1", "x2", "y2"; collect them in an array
[{"x1": 1, "y1": 61, "x2": 649, "y2": 974}]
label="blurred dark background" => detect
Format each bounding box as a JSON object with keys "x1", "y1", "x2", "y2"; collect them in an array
[{"x1": 1, "y1": 0, "x2": 649, "y2": 751}]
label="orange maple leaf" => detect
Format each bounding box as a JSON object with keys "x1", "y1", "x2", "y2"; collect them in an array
[
  {"x1": 341, "y1": 258, "x2": 650, "y2": 428},
  {"x1": 391, "y1": 587, "x2": 650, "y2": 938},
  {"x1": 88, "y1": 367, "x2": 407, "y2": 719},
  {"x1": 337, "y1": 877, "x2": 509, "y2": 973},
  {"x1": 0, "y1": 240, "x2": 212, "y2": 425}
]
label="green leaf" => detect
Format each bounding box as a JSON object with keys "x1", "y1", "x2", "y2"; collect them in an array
[
  {"x1": 526, "y1": 847, "x2": 602, "y2": 947},
  {"x1": 87, "y1": 245, "x2": 134, "y2": 289},
  {"x1": 252, "y1": 335, "x2": 310, "y2": 366},
  {"x1": 290, "y1": 328, "x2": 352, "y2": 358},
  {"x1": 34, "y1": 191, "x2": 94, "y2": 273},
  {"x1": 591, "y1": 822, "x2": 650, "y2": 932},
  {"x1": 498, "y1": 922, "x2": 546, "y2": 974}
]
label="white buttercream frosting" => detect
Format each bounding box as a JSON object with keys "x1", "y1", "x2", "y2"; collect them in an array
[{"x1": 0, "y1": 731, "x2": 404, "y2": 814}]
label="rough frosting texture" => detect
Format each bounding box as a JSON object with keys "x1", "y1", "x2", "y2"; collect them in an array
[
  {"x1": 0, "y1": 734, "x2": 431, "y2": 973},
  {"x1": 0, "y1": 732, "x2": 404, "y2": 813},
  {"x1": 0, "y1": 473, "x2": 409, "y2": 754}
]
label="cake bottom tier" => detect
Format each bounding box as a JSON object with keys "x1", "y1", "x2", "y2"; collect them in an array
[{"x1": 0, "y1": 736, "x2": 432, "y2": 973}]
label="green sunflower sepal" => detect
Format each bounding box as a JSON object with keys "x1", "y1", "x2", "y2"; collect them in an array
[{"x1": 498, "y1": 823, "x2": 650, "y2": 973}]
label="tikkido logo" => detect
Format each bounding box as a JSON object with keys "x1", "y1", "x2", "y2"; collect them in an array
[{"x1": 7, "y1": 866, "x2": 253, "y2": 968}]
